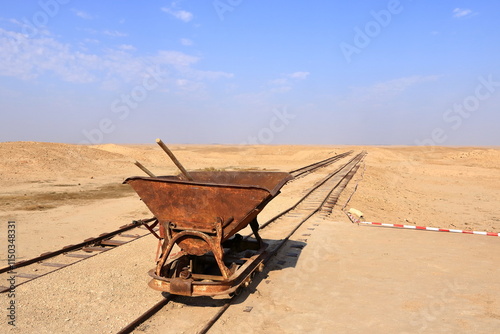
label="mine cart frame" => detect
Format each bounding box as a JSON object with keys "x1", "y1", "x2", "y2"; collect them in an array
[
  {"x1": 125, "y1": 171, "x2": 292, "y2": 297},
  {"x1": 148, "y1": 221, "x2": 267, "y2": 296}
]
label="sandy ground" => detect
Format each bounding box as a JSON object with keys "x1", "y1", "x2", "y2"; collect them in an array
[
  {"x1": 0, "y1": 142, "x2": 499, "y2": 333},
  {"x1": 209, "y1": 217, "x2": 500, "y2": 333}
]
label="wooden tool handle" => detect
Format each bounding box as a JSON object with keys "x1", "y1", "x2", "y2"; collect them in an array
[
  {"x1": 134, "y1": 161, "x2": 156, "y2": 177},
  {"x1": 156, "y1": 138, "x2": 194, "y2": 181}
]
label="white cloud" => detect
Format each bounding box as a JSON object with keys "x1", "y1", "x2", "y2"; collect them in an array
[
  {"x1": 118, "y1": 44, "x2": 136, "y2": 51},
  {"x1": 267, "y1": 71, "x2": 310, "y2": 93},
  {"x1": 103, "y1": 30, "x2": 127, "y2": 37},
  {"x1": 83, "y1": 38, "x2": 100, "y2": 44},
  {"x1": 180, "y1": 38, "x2": 193, "y2": 46},
  {"x1": 82, "y1": 28, "x2": 128, "y2": 38},
  {"x1": 175, "y1": 79, "x2": 203, "y2": 92},
  {"x1": 154, "y1": 50, "x2": 199, "y2": 67},
  {"x1": 269, "y1": 78, "x2": 288, "y2": 86},
  {"x1": 191, "y1": 70, "x2": 234, "y2": 81},
  {"x1": 72, "y1": 9, "x2": 94, "y2": 20},
  {"x1": 289, "y1": 71, "x2": 310, "y2": 79},
  {"x1": 271, "y1": 86, "x2": 292, "y2": 93},
  {"x1": 370, "y1": 75, "x2": 439, "y2": 93},
  {"x1": 342, "y1": 75, "x2": 441, "y2": 106},
  {"x1": 7, "y1": 18, "x2": 51, "y2": 37},
  {"x1": 161, "y1": 7, "x2": 193, "y2": 22},
  {"x1": 452, "y1": 8, "x2": 476, "y2": 19},
  {"x1": 0, "y1": 27, "x2": 233, "y2": 92}
]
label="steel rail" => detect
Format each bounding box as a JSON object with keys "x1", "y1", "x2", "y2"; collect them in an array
[
  {"x1": 116, "y1": 295, "x2": 174, "y2": 334},
  {"x1": 0, "y1": 151, "x2": 348, "y2": 276},
  {"x1": 0, "y1": 218, "x2": 155, "y2": 274},
  {"x1": 115, "y1": 152, "x2": 362, "y2": 334},
  {"x1": 0, "y1": 151, "x2": 361, "y2": 333},
  {"x1": 289, "y1": 151, "x2": 353, "y2": 178},
  {"x1": 197, "y1": 151, "x2": 366, "y2": 334},
  {"x1": 259, "y1": 152, "x2": 364, "y2": 231},
  {"x1": 0, "y1": 218, "x2": 157, "y2": 293},
  {"x1": 0, "y1": 151, "x2": 351, "y2": 294},
  {"x1": 289, "y1": 150, "x2": 352, "y2": 175},
  {"x1": 321, "y1": 158, "x2": 365, "y2": 214}
]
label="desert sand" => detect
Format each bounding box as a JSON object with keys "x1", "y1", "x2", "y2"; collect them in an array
[{"x1": 0, "y1": 142, "x2": 499, "y2": 333}]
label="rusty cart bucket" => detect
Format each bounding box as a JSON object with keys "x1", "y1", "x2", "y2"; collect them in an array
[{"x1": 124, "y1": 171, "x2": 292, "y2": 296}]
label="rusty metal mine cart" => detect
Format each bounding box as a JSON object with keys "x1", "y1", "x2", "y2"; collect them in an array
[{"x1": 125, "y1": 171, "x2": 292, "y2": 297}]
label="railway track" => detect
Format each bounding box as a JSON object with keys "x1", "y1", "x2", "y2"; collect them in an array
[
  {"x1": 0, "y1": 150, "x2": 352, "y2": 294},
  {"x1": 119, "y1": 151, "x2": 366, "y2": 334},
  {"x1": 0, "y1": 218, "x2": 158, "y2": 293},
  {"x1": 289, "y1": 150, "x2": 352, "y2": 179}
]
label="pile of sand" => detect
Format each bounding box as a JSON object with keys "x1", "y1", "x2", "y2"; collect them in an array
[
  {"x1": 0, "y1": 142, "x2": 133, "y2": 184},
  {"x1": 344, "y1": 146, "x2": 500, "y2": 233}
]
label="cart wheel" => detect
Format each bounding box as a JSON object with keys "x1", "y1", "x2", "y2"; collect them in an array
[
  {"x1": 162, "y1": 259, "x2": 178, "y2": 278},
  {"x1": 229, "y1": 285, "x2": 243, "y2": 297},
  {"x1": 250, "y1": 270, "x2": 258, "y2": 279}
]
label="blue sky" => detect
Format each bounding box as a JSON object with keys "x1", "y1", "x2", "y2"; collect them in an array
[{"x1": 0, "y1": 0, "x2": 499, "y2": 145}]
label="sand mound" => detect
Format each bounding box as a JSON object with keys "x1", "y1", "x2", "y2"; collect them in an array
[
  {"x1": 91, "y1": 144, "x2": 186, "y2": 171},
  {"x1": 91, "y1": 144, "x2": 150, "y2": 159},
  {"x1": 0, "y1": 142, "x2": 133, "y2": 183},
  {"x1": 443, "y1": 148, "x2": 500, "y2": 169}
]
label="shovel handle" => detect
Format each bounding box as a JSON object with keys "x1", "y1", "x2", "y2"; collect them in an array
[
  {"x1": 134, "y1": 161, "x2": 156, "y2": 177},
  {"x1": 156, "y1": 138, "x2": 194, "y2": 181}
]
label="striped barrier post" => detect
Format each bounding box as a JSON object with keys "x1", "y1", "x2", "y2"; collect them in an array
[{"x1": 346, "y1": 212, "x2": 499, "y2": 237}]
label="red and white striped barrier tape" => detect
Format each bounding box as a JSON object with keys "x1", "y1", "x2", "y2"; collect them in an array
[{"x1": 346, "y1": 212, "x2": 499, "y2": 237}]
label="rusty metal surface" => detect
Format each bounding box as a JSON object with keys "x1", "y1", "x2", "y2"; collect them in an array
[
  {"x1": 147, "y1": 246, "x2": 267, "y2": 296},
  {"x1": 155, "y1": 219, "x2": 231, "y2": 277},
  {"x1": 124, "y1": 171, "x2": 291, "y2": 296},
  {"x1": 124, "y1": 171, "x2": 292, "y2": 247},
  {"x1": 170, "y1": 277, "x2": 193, "y2": 296}
]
